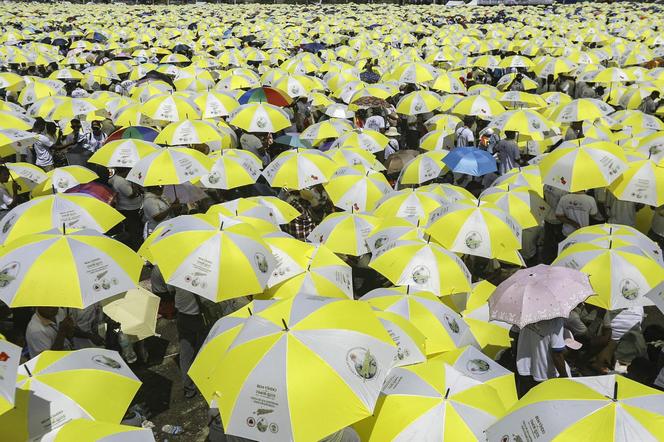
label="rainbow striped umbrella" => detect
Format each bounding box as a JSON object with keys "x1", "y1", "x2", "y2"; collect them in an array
[{"x1": 238, "y1": 87, "x2": 293, "y2": 107}]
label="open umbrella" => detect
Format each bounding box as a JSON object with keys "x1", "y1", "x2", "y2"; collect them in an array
[
  {"x1": 488, "y1": 264, "x2": 594, "y2": 328},
  {"x1": 442, "y1": 147, "x2": 497, "y2": 176}
]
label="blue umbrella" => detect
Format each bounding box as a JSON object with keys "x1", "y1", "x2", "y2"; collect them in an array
[
  {"x1": 274, "y1": 133, "x2": 313, "y2": 149},
  {"x1": 442, "y1": 147, "x2": 497, "y2": 176}
]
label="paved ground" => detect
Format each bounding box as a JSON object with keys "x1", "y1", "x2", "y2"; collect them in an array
[{"x1": 130, "y1": 316, "x2": 210, "y2": 442}]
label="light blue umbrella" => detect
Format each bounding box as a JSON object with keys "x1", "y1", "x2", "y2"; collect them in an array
[{"x1": 442, "y1": 147, "x2": 497, "y2": 176}]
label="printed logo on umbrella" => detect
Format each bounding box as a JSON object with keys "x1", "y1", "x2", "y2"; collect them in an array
[
  {"x1": 466, "y1": 358, "x2": 490, "y2": 374},
  {"x1": 346, "y1": 347, "x2": 378, "y2": 380}
]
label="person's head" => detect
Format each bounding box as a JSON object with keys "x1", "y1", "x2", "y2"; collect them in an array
[
  {"x1": 70, "y1": 118, "x2": 82, "y2": 132},
  {"x1": 45, "y1": 121, "x2": 58, "y2": 137},
  {"x1": 515, "y1": 73, "x2": 523, "y2": 81},
  {"x1": 505, "y1": 130, "x2": 517, "y2": 140},
  {"x1": 463, "y1": 116, "x2": 474, "y2": 128},
  {"x1": 36, "y1": 307, "x2": 59, "y2": 321},
  {"x1": 547, "y1": 74, "x2": 554, "y2": 84},
  {"x1": 32, "y1": 117, "x2": 46, "y2": 133},
  {"x1": 651, "y1": 91, "x2": 661, "y2": 100},
  {"x1": 0, "y1": 165, "x2": 9, "y2": 184},
  {"x1": 91, "y1": 121, "x2": 102, "y2": 135},
  {"x1": 595, "y1": 86, "x2": 605, "y2": 96}
]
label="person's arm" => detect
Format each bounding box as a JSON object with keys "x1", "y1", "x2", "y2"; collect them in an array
[
  {"x1": 551, "y1": 350, "x2": 569, "y2": 378},
  {"x1": 51, "y1": 316, "x2": 75, "y2": 351},
  {"x1": 73, "y1": 326, "x2": 105, "y2": 346}
]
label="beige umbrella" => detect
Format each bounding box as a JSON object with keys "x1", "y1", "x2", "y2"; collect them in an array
[{"x1": 102, "y1": 286, "x2": 160, "y2": 340}]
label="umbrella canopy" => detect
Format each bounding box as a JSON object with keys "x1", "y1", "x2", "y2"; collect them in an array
[
  {"x1": 145, "y1": 214, "x2": 275, "y2": 301},
  {"x1": 426, "y1": 201, "x2": 522, "y2": 261},
  {"x1": 88, "y1": 139, "x2": 159, "y2": 168},
  {"x1": 262, "y1": 148, "x2": 336, "y2": 190},
  {"x1": 488, "y1": 264, "x2": 594, "y2": 328},
  {"x1": 487, "y1": 375, "x2": 664, "y2": 442},
  {"x1": 308, "y1": 212, "x2": 379, "y2": 256},
  {"x1": 0, "y1": 193, "x2": 124, "y2": 244},
  {"x1": 203, "y1": 295, "x2": 397, "y2": 442},
  {"x1": 1, "y1": 348, "x2": 140, "y2": 441},
  {"x1": 228, "y1": 102, "x2": 291, "y2": 133},
  {"x1": 0, "y1": 229, "x2": 142, "y2": 308},
  {"x1": 126, "y1": 146, "x2": 212, "y2": 186},
  {"x1": 539, "y1": 142, "x2": 628, "y2": 192},
  {"x1": 553, "y1": 241, "x2": 664, "y2": 310},
  {"x1": 442, "y1": 147, "x2": 497, "y2": 176},
  {"x1": 102, "y1": 286, "x2": 160, "y2": 341},
  {"x1": 40, "y1": 419, "x2": 155, "y2": 442},
  {"x1": 368, "y1": 240, "x2": 472, "y2": 295},
  {"x1": 0, "y1": 338, "x2": 20, "y2": 415},
  {"x1": 355, "y1": 360, "x2": 505, "y2": 441}
]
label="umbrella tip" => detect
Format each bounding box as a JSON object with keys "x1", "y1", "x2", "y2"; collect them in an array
[
  {"x1": 444, "y1": 388, "x2": 450, "y2": 399},
  {"x1": 247, "y1": 307, "x2": 252, "y2": 316},
  {"x1": 281, "y1": 318, "x2": 289, "y2": 331}
]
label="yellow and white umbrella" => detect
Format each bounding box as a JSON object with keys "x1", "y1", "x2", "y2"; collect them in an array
[
  {"x1": 480, "y1": 185, "x2": 549, "y2": 229},
  {"x1": 1, "y1": 348, "x2": 140, "y2": 441},
  {"x1": 264, "y1": 237, "x2": 353, "y2": 299},
  {"x1": 0, "y1": 229, "x2": 142, "y2": 308},
  {"x1": 432, "y1": 345, "x2": 518, "y2": 409},
  {"x1": 228, "y1": 102, "x2": 291, "y2": 133},
  {"x1": 608, "y1": 159, "x2": 664, "y2": 207},
  {"x1": 88, "y1": 139, "x2": 159, "y2": 168},
  {"x1": 308, "y1": 212, "x2": 379, "y2": 256},
  {"x1": 262, "y1": 148, "x2": 336, "y2": 190},
  {"x1": 492, "y1": 165, "x2": 544, "y2": 196},
  {"x1": 126, "y1": 147, "x2": 212, "y2": 186},
  {"x1": 155, "y1": 119, "x2": 228, "y2": 145},
  {"x1": 373, "y1": 189, "x2": 445, "y2": 226},
  {"x1": 40, "y1": 419, "x2": 155, "y2": 442},
  {"x1": 200, "y1": 149, "x2": 262, "y2": 190},
  {"x1": 146, "y1": 214, "x2": 275, "y2": 301},
  {"x1": 355, "y1": 361, "x2": 506, "y2": 442},
  {"x1": 369, "y1": 240, "x2": 472, "y2": 296},
  {"x1": 539, "y1": 141, "x2": 628, "y2": 191},
  {"x1": 395, "y1": 90, "x2": 443, "y2": 116},
  {"x1": 549, "y1": 98, "x2": 615, "y2": 123},
  {"x1": 398, "y1": 151, "x2": 448, "y2": 185},
  {"x1": 419, "y1": 130, "x2": 455, "y2": 151},
  {"x1": 324, "y1": 167, "x2": 392, "y2": 212},
  {"x1": 0, "y1": 128, "x2": 39, "y2": 156},
  {"x1": 488, "y1": 109, "x2": 556, "y2": 141},
  {"x1": 0, "y1": 110, "x2": 34, "y2": 130},
  {"x1": 451, "y1": 95, "x2": 506, "y2": 119},
  {"x1": 425, "y1": 114, "x2": 463, "y2": 132},
  {"x1": 331, "y1": 129, "x2": 389, "y2": 153},
  {"x1": 31, "y1": 166, "x2": 99, "y2": 196},
  {"x1": 300, "y1": 118, "x2": 354, "y2": 141},
  {"x1": 487, "y1": 375, "x2": 664, "y2": 442},
  {"x1": 426, "y1": 201, "x2": 522, "y2": 261},
  {"x1": 553, "y1": 241, "x2": 664, "y2": 310},
  {"x1": 0, "y1": 338, "x2": 20, "y2": 415},
  {"x1": 203, "y1": 295, "x2": 397, "y2": 442},
  {"x1": 0, "y1": 193, "x2": 124, "y2": 244},
  {"x1": 141, "y1": 93, "x2": 201, "y2": 122},
  {"x1": 193, "y1": 91, "x2": 240, "y2": 118}
]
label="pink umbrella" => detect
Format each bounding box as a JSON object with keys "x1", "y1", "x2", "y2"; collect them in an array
[{"x1": 488, "y1": 264, "x2": 595, "y2": 328}]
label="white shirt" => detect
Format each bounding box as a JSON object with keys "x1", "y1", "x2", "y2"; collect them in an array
[
  {"x1": 455, "y1": 126, "x2": 475, "y2": 147},
  {"x1": 26, "y1": 309, "x2": 71, "y2": 358},
  {"x1": 555, "y1": 193, "x2": 599, "y2": 236},
  {"x1": 521, "y1": 225, "x2": 543, "y2": 260},
  {"x1": 544, "y1": 185, "x2": 567, "y2": 224},
  {"x1": 365, "y1": 115, "x2": 386, "y2": 132},
  {"x1": 33, "y1": 134, "x2": 54, "y2": 167},
  {"x1": 174, "y1": 287, "x2": 200, "y2": 315},
  {"x1": 605, "y1": 192, "x2": 636, "y2": 227},
  {"x1": 516, "y1": 318, "x2": 569, "y2": 382},
  {"x1": 606, "y1": 307, "x2": 644, "y2": 341},
  {"x1": 142, "y1": 192, "x2": 171, "y2": 233},
  {"x1": 109, "y1": 174, "x2": 143, "y2": 211}
]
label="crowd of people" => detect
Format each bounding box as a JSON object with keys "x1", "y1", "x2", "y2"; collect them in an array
[{"x1": 1, "y1": 2, "x2": 664, "y2": 441}]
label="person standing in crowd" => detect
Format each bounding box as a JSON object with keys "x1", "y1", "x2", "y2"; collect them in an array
[
  {"x1": 515, "y1": 317, "x2": 570, "y2": 397},
  {"x1": 493, "y1": 130, "x2": 521, "y2": 175},
  {"x1": 173, "y1": 286, "x2": 206, "y2": 399},
  {"x1": 383, "y1": 126, "x2": 400, "y2": 162},
  {"x1": 108, "y1": 168, "x2": 144, "y2": 250},
  {"x1": 555, "y1": 190, "x2": 603, "y2": 237},
  {"x1": 25, "y1": 307, "x2": 74, "y2": 358},
  {"x1": 640, "y1": 91, "x2": 662, "y2": 115},
  {"x1": 455, "y1": 117, "x2": 475, "y2": 147}
]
